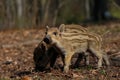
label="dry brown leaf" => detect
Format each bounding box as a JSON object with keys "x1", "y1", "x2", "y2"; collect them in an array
[{"x1": 21, "y1": 76, "x2": 32, "y2": 80}]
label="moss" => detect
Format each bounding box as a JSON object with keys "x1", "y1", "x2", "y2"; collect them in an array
[{"x1": 110, "y1": 2, "x2": 120, "y2": 18}]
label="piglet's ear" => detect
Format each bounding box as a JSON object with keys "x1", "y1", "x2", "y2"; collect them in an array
[
  {"x1": 45, "y1": 26, "x2": 49, "y2": 34},
  {"x1": 46, "y1": 26, "x2": 49, "y2": 32},
  {"x1": 59, "y1": 24, "x2": 65, "y2": 32}
]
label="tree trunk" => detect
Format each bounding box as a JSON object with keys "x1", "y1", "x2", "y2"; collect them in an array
[
  {"x1": 16, "y1": 0, "x2": 23, "y2": 28},
  {"x1": 85, "y1": 0, "x2": 90, "y2": 20},
  {"x1": 0, "y1": 0, "x2": 5, "y2": 29},
  {"x1": 52, "y1": 0, "x2": 65, "y2": 26},
  {"x1": 42, "y1": 0, "x2": 50, "y2": 26},
  {"x1": 33, "y1": 0, "x2": 38, "y2": 27},
  {"x1": 6, "y1": 0, "x2": 12, "y2": 28}
]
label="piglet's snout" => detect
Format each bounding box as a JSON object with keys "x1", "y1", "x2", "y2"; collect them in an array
[{"x1": 43, "y1": 35, "x2": 52, "y2": 44}]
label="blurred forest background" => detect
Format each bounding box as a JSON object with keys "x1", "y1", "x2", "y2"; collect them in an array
[{"x1": 0, "y1": 0, "x2": 120, "y2": 30}]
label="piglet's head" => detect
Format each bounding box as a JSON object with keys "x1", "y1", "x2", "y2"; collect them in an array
[{"x1": 43, "y1": 25, "x2": 65, "y2": 45}]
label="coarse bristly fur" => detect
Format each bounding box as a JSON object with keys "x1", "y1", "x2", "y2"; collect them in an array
[
  {"x1": 33, "y1": 41, "x2": 58, "y2": 71},
  {"x1": 43, "y1": 24, "x2": 110, "y2": 73}
]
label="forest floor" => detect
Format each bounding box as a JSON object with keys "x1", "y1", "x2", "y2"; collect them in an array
[{"x1": 0, "y1": 23, "x2": 120, "y2": 80}]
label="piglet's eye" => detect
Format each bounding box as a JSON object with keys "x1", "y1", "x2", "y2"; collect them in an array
[
  {"x1": 45, "y1": 32, "x2": 47, "y2": 34},
  {"x1": 53, "y1": 32, "x2": 57, "y2": 35}
]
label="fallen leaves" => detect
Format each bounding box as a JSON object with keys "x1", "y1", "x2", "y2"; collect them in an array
[
  {"x1": 21, "y1": 76, "x2": 32, "y2": 80},
  {"x1": 0, "y1": 24, "x2": 120, "y2": 80}
]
